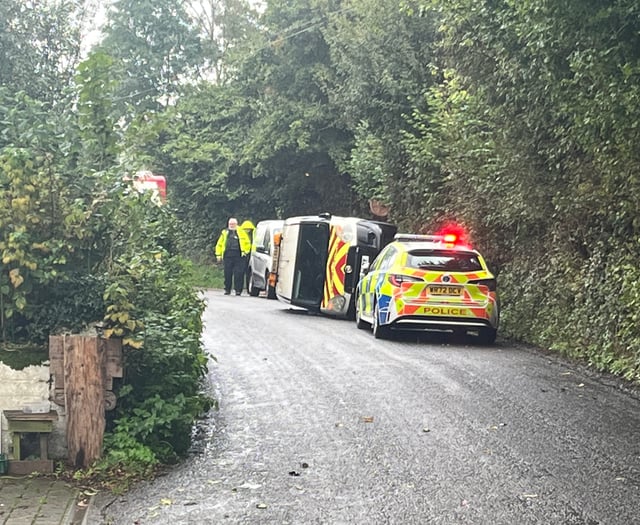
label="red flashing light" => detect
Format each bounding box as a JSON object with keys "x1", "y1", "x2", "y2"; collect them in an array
[
  {"x1": 435, "y1": 224, "x2": 468, "y2": 247},
  {"x1": 443, "y1": 233, "x2": 458, "y2": 244}
]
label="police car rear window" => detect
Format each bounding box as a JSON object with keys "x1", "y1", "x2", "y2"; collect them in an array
[{"x1": 407, "y1": 250, "x2": 483, "y2": 272}]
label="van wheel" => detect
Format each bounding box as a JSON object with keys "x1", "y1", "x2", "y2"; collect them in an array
[
  {"x1": 372, "y1": 301, "x2": 390, "y2": 339},
  {"x1": 266, "y1": 271, "x2": 277, "y2": 299},
  {"x1": 248, "y1": 273, "x2": 260, "y2": 297}
]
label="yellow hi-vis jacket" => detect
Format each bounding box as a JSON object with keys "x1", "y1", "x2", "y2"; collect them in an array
[
  {"x1": 239, "y1": 220, "x2": 256, "y2": 243},
  {"x1": 215, "y1": 228, "x2": 251, "y2": 259}
]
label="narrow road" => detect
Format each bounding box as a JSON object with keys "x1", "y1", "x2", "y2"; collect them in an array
[{"x1": 93, "y1": 290, "x2": 640, "y2": 524}]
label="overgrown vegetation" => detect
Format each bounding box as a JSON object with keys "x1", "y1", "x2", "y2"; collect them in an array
[
  {"x1": 124, "y1": 0, "x2": 640, "y2": 381},
  {"x1": 0, "y1": 0, "x2": 213, "y2": 480},
  {"x1": 2, "y1": 0, "x2": 639, "y2": 484},
  {"x1": 0, "y1": 343, "x2": 47, "y2": 370},
  {"x1": 185, "y1": 261, "x2": 225, "y2": 290}
]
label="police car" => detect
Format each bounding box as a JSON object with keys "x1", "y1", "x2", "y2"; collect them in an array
[{"x1": 354, "y1": 231, "x2": 499, "y2": 343}]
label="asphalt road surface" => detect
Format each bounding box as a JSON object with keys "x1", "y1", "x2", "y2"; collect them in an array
[{"x1": 92, "y1": 289, "x2": 640, "y2": 524}]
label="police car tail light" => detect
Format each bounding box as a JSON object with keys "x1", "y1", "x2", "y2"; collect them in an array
[
  {"x1": 468, "y1": 278, "x2": 496, "y2": 292},
  {"x1": 388, "y1": 274, "x2": 423, "y2": 287}
]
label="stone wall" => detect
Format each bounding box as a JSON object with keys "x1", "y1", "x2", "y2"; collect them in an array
[{"x1": 0, "y1": 362, "x2": 67, "y2": 460}]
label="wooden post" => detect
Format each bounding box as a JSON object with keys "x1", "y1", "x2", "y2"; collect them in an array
[{"x1": 64, "y1": 335, "x2": 105, "y2": 469}]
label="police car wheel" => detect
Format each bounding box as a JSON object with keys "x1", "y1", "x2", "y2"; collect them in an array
[
  {"x1": 372, "y1": 302, "x2": 390, "y2": 339},
  {"x1": 478, "y1": 328, "x2": 497, "y2": 345},
  {"x1": 355, "y1": 297, "x2": 368, "y2": 330}
]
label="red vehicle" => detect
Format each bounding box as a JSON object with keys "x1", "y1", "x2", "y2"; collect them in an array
[{"x1": 132, "y1": 171, "x2": 167, "y2": 203}]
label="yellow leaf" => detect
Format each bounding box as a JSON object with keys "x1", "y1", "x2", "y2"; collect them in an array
[
  {"x1": 160, "y1": 498, "x2": 172, "y2": 506},
  {"x1": 123, "y1": 338, "x2": 143, "y2": 349},
  {"x1": 9, "y1": 268, "x2": 24, "y2": 288},
  {"x1": 117, "y1": 312, "x2": 130, "y2": 323},
  {"x1": 102, "y1": 329, "x2": 114, "y2": 338}
]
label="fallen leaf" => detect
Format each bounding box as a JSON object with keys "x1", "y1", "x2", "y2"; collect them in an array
[
  {"x1": 422, "y1": 427, "x2": 431, "y2": 433},
  {"x1": 237, "y1": 482, "x2": 262, "y2": 490},
  {"x1": 289, "y1": 471, "x2": 301, "y2": 477},
  {"x1": 577, "y1": 383, "x2": 585, "y2": 388},
  {"x1": 521, "y1": 494, "x2": 538, "y2": 499},
  {"x1": 160, "y1": 498, "x2": 172, "y2": 506},
  {"x1": 363, "y1": 416, "x2": 374, "y2": 423},
  {"x1": 256, "y1": 503, "x2": 268, "y2": 509}
]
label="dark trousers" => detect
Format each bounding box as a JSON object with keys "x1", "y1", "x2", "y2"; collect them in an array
[{"x1": 224, "y1": 254, "x2": 245, "y2": 293}]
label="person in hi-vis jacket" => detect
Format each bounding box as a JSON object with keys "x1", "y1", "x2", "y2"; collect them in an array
[
  {"x1": 215, "y1": 217, "x2": 251, "y2": 295},
  {"x1": 239, "y1": 219, "x2": 256, "y2": 292}
]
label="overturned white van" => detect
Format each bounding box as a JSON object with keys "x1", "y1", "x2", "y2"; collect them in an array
[{"x1": 271, "y1": 214, "x2": 396, "y2": 318}]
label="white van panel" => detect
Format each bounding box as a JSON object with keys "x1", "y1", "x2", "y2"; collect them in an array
[{"x1": 275, "y1": 222, "x2": 301, "y2": 303}]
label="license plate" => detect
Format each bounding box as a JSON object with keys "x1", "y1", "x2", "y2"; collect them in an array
[{"x1": 428, "y1": 285, "x2": 462, "y2": 296}]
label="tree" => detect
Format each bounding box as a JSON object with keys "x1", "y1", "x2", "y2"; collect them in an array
[
  {"x1": 99, "y1": 0, "x2": 203, "y2": 117},
  {"x1": 234, "y1": 0, "x2": 357, "y2": 216},
  {"x1": 410, "y1": 0, "x2": 640, "y2": 378},
  {"x1": 75, "y1": 52, "x2": 121, "y2": 173},
  {"x1": 0, "y1": 0, "x2": 89, "y2": 105},
  {"x1": 322, "y1": 0, "x2": 438, "y2": 215},
  {"x1": 186, "y1": 0, "x2": 261, "y2": 84}
]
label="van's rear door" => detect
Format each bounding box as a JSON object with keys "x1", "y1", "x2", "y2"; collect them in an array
[{"x1": 275, "y1": 222, "x2": 299, "y2": 303}]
